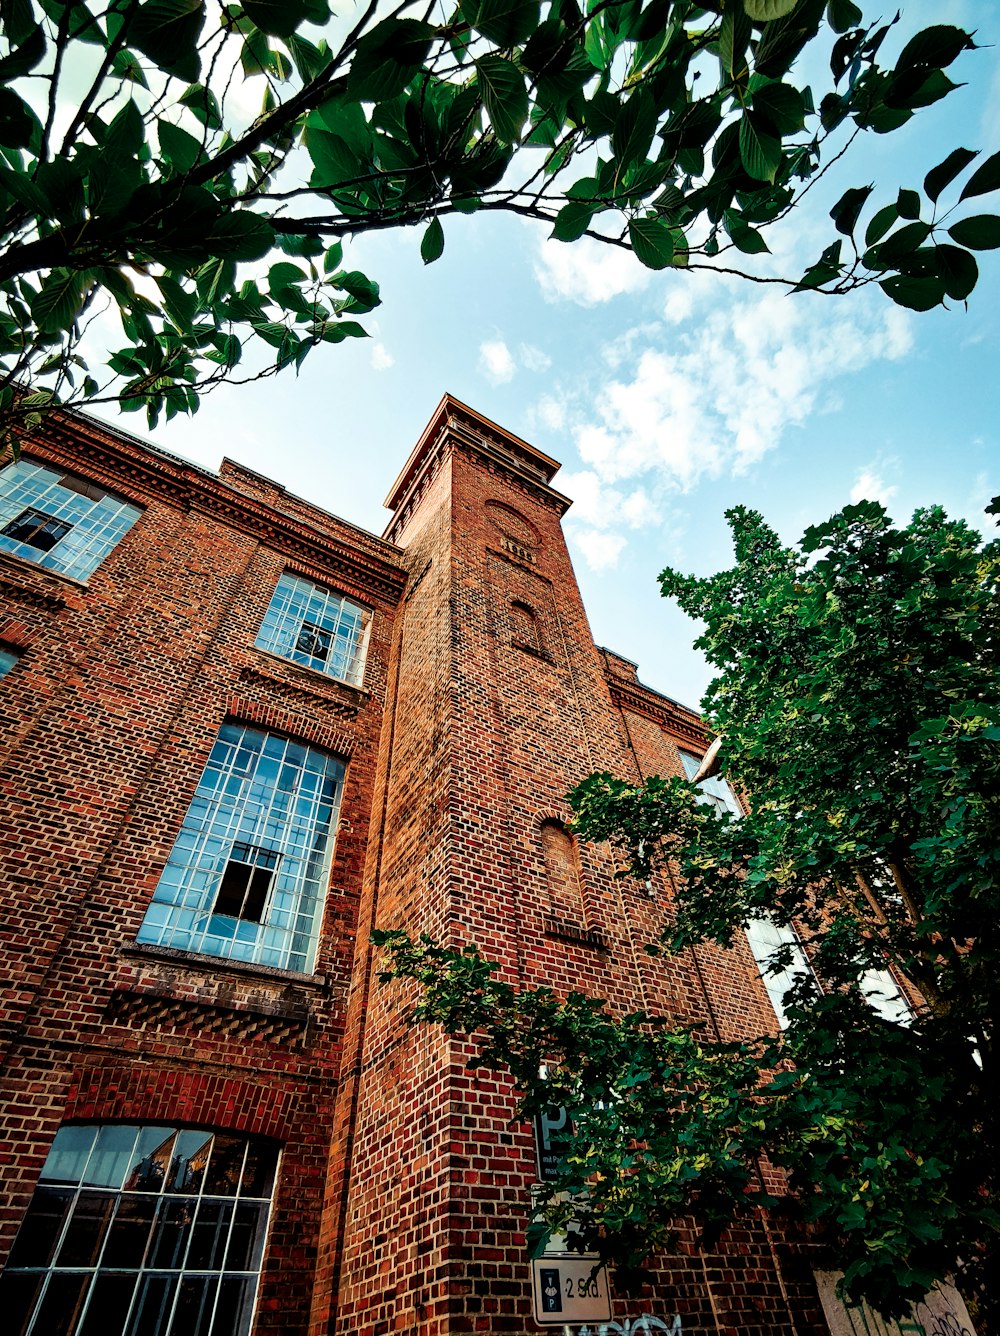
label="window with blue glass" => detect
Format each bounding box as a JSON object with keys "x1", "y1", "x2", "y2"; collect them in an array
[
  {"x1": 0, "y1": 459, "x2": 142, "y2": 581},
  {"x1": 255, "y1": 571, "x2": 371, "y2": 686},
  {"x1": 137, "y1": 725, "x2": 344, "y2": 973},
  {"x1": 0, "y1": 645, "x2": 20, "y2": 677},
  {"x1": 0, "y1": 1122, "x2": 277, "y2": 1336}
]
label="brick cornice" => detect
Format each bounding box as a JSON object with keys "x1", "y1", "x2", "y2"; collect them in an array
[
  {"x1": 20, "y1": 408, "x2": 408, "y2": 607},
  {"x1": 606, "y1": 674, "x2": 707, "y2": 747}
]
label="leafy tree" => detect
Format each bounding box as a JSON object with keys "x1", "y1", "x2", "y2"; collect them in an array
[
  {"x1": 377, "y1": 498, "x2": 1000, "y2": 1324},
  {"x1": 0, "y1": 1, "x2": 998, "y2": 439}
]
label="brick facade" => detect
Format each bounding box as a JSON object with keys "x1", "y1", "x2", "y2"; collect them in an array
[{"x1": 0, "y1": 396, "x2": 833, "y2": 1335}]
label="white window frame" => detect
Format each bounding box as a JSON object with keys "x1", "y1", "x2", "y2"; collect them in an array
[
  {"x1": 254, "y1": 571, "x2": 371, "y2": 687},
  {"x1": 0, "y1": 458, "x2": 141, "y2": 581},
  {"x1": 0, "y1": 1123, "x2": 277, "y2": 1336},
  {"x1": 137, "y1": 724, "x2": 345, "y2": 973}
]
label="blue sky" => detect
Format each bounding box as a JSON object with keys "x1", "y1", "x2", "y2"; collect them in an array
[{"x1": 116, "y1": 0, "x2": 998, "y2": 713}]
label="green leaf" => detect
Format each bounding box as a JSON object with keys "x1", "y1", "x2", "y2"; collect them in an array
[
  {"x1": 933, "y1": 244, "x2": 978, "y2": 301},
  {"x1": 878, "y1": 275, "x2": 946, "y2": 311},
  {"x1": 826, "y1": 0, "x2": 863, "y2": 33},
  {"x1": 32, "y1": 268, "x2": 87, "y2": 333},
  {"x1": 923, "y1": 147, "x2": 977, "y2": 203},
  {"x1": 751, "y1": 82, "x2": 805, "y2": 135},
  {"x1": 959, "y1": 150, "x2": 1000, "y2": 203},
  {"x1": 725, "y1": 214, "x2": 770, "y2": 254},
  {"x1": 158, "y1": 119, "x2": 203, "y2": 174},
  {"x1": 739, "y1": 114, "x2": 781, "y2": 183},
  {"x1": 551, "y1": 200, "x2": 594, "y2": 242},
  {"x1": 476, "y1": 55, "x2": 528, "y2": 144},
  {"x1": 864, "y1": 203, "x2": 897, "y2": 247},
  {"x1": 896, "y1": 188, "x2": 920, "y2": 220},
  {"x1": 0, "y1": 21, "x2": 45, "y2": 82},
  {"x1": 179, "y1": 84, "x2": 223, "y2": 130},
  {"x1": 0, "y1": 88, "x2": 37, "y2": 150},
  {"x1": 111, "y1": 50, "x2": 150, "y2": 87},
  {"x1": 347, "y1": 18, "x2": 433, "y2": 103},
  {"x1": 131, "y1": 0, "x2": 206, "y2": 83},
  {"x1": 306, "y1": 128, "x2": 362, "y2": 189},
  {"x1": 628, "y1": 216, "x2": 674, "y2": 270},
  {"x1": 830, "y1": 185, "x2": 873, "y2": 237},
  {"x1": 877, "y1": 221, "x2": 932, "y2": 265},
  {"x1": 458, "y1": 0, "x2": 540, "y2": 49},
  {"x1": 895, "y1": 25, "x2": 975, "y2": 75},
  {"x1": 612, "y1": 90, "x2": 656, "y2": 172},
  {"x1": 947, "y1": 215, "x2": 1000, "y2": 250},
  {"x1": 744, "y1": 0, "x2": 799, "y2": 19},
  {"x1": 420, "y1": 217, "x2": 444, "y2": 264},
  {"x1": 718, "y1": 5, "x2": 751, "y2": 81},
  {"x1": 204, "y1": 213, "x2": 274, "y2": 261},
  {"x1": 242, "y1": 0, "x2": 309, "y2": 37}
]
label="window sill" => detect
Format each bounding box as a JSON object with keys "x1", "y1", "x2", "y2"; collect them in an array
[
  {"x1": 512, "y1": 639, "x2": 554, "y2": 664},
  {"x1": 543, "y1": 917, "x2": 609, "y2": 952},
  {"x1": 249, "y1": 645, "x2": 370, "y2": 702},
  {"x1": 121, "y1": 940, "x2": 328, "y2": 989},
  {"x1": 0, "y1": 546, "x2": 89, "y2": 597}
]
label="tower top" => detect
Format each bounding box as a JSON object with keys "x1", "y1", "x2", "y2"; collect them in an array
[{"x1": 383, "y1": 393, "x2": 562, "y2": 516}]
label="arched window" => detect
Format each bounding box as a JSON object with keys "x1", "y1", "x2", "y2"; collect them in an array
[
  {"x1": 0, "y1": 1123, "x2": 278, "y2": 1336},
  {"x1": 510, "y1": 601, "x2": 541, "y2": 653},
  {"x1": 540, "y1": 819, "x2": 585, "y2": 924}
]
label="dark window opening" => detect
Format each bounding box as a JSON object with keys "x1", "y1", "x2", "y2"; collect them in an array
[
  {"x1": 294, "y1": 621, "x2": 331, "y2": 664},
  {"x1": 214, "y1": 844, "x2": 280, "y2": 922},
  {"x1": 1, "y1": 507, "x2": 72, "y2": 553}
]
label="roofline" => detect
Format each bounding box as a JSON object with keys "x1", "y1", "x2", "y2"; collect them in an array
[{"x1": 384, "y1": 393, "x2": 561, "y2": 513}]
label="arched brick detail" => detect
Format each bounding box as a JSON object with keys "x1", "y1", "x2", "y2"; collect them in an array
[
  {"x1": 63, "y1": 1061, "x2": 298, "y2": 1140},
  {"x1": 225, "y1": 695, "x2": 355, "y2": 757}
]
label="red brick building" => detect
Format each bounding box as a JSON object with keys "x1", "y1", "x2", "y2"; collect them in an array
[{"x1": 0, "y1": 395, "x2": 884, "y2": 1335}]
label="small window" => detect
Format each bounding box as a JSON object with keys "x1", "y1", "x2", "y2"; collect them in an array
[
  {"x1": 0, "y1": 1123, "x2": 277, "y2": 1336},
  {"x1": 0, "y1": 459, "x2": 141, "y2": 581},
  {"x1": 214, "y1": 844, "x2": 281, "y2": 922},
  {"x1": 678, "y1": 749, "x2": 742, "y2": 817},
  {"x1": 0, "y1": 646, "x2": 20, "y2": 677},
  {"x1": 744, "y1": 917, "x2": 816, "y2": 1029},
  {"x1": 255, "y1": 572, "x2": 371, "y2": 687}
]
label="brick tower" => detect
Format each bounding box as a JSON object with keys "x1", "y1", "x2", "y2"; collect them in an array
[{"x1": 329, "y1": 396, "x2": 826, "y2": 1334}]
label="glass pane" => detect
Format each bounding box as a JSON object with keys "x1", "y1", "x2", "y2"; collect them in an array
[
  {"x1": 7, "y1": 1187, "x2": 73, "y2": 1267},
  {"x1": 30, "y1": 1272, "x2": 90, "y2": 1336},
  {"x1": 186, "y1": 1200, "x2": 233, "y2": 1270},
  {"x1": 0, "y1": 1270, "x2": 45, "y2": 1336},
  {"x1": 202, "y1": 1137, "x2": 245, "y2": 1198},
  {"x1": 56, "y1": 1190, "x2": 115, "y2": 1267},
  {"x1": 78, "y1": 1274, "x2": 139, "y2": 1336},
  {"x1": 148, "y1": 1200, "x2": 192, "y2": 1269},
  {"x1": 103, "y1": 1194, "x2": 159, "y2": 1267},
  {"x1": 226, "y1": 1203, "x2": 264, "y2": 1272},
  {"x1": 239, "y1": 1143, "x2": 276, "y2": 1199},
  {"x1": 84, "y1": 1126, "x2": 141, "y2": 1189},
  {"x1": 128, "y1": 1275, "x2": 178, "y2": 1336},
  {"x1": 169, "y1": 1131, "x2": 212, "y2": 1194},
  {"x1": 42, "y1": 1126, "x2": 97, "y2": 1184},
  {"x1": 124, "y1": 1128, "x2": 176, "y2": 1193},
  {"x1": 168, "y1": 1276, "x2": 218, "y2": 1336},
  {"x1": 213, "y1": 1277, "x2": 252, "y2": 1336}
]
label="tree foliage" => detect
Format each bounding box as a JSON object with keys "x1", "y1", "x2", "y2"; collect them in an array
[
  {"x1": 377, "y1": 499, "x2": 1000, "y2": 1323},
  {"x1": 0, "y1": 1, "x2": 997, "y2": 437}
]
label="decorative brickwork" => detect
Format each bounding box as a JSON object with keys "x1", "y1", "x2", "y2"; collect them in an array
[{"x1": 0, "y1": 394, "x2": 842, "y2": 1336}]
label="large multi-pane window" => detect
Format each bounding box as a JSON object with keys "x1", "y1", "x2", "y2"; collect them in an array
[
  {"x1": 679, "y1": 746, "x2": 911, "y2": 1027},
  {"x1": 137, "y1": 725, "x2": 344, "y2": 972},
  {"x1": 0, "y1": 1123, "x2": 277, "y2": 1336},
  {"x1": 255, "y1": 572, "x2": 371, "y2": 686},
  {"x1": 0, "y1": 459, "x2": 141, "y2": 581}
]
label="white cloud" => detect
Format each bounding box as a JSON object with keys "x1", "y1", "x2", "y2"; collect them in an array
[
  {"x1": 479, "y1": 338, "x2": 517, "y2": 384},
  {"x1": 371, "y1": 342, "x2": 394, "y2": 371},
  {"x1": 663, "y1": 286, "x2": 695, "y2": 325},
  {"x1": 535, "y1": 395, "x2": 566, "y2": 431},
  {"x1": 519, "y1": 343, "x2": 552, "y2": 372},
  {"x1": 572, "y1": 527, "x2": 627, "y2": 571},
  {"x1": 534, "y1": 235, "x2": 652, "y2": 306},
  {"x1": 850, "y1": 467, "x2": 898, "y2": 510}
]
